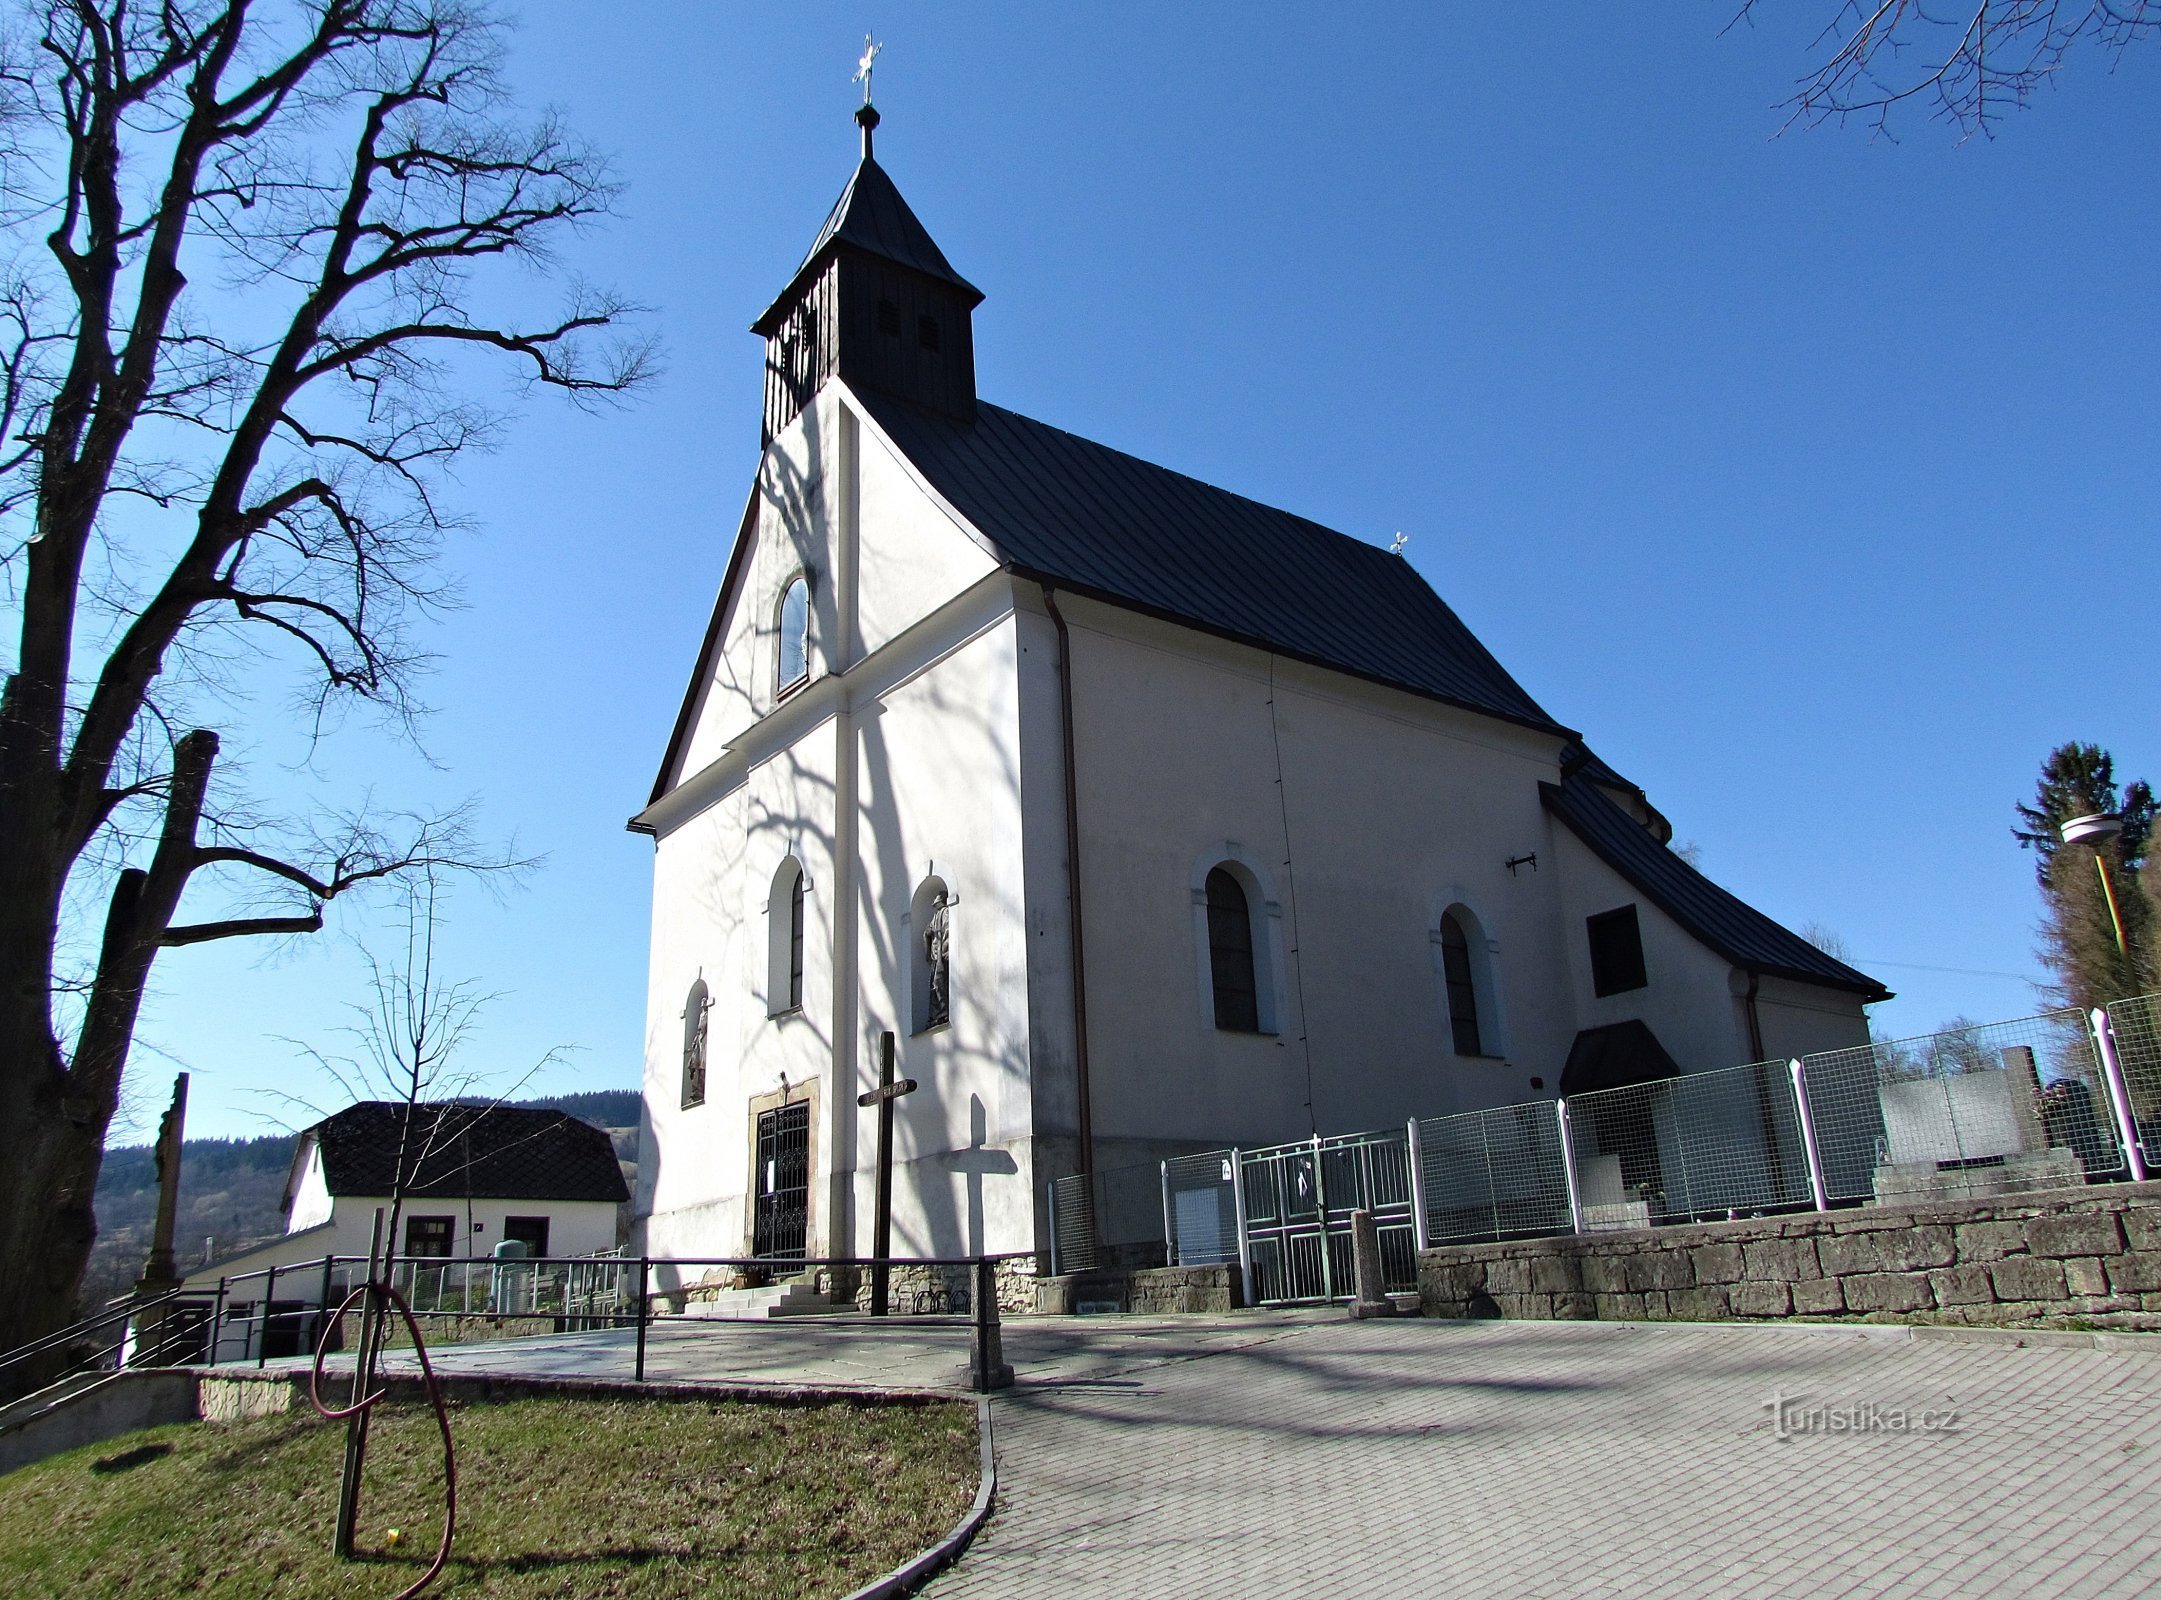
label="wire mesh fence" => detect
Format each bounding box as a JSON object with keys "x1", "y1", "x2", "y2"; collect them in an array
[
  {"x1": 1565, "y1": 1058, "x2": 1816, "y2": 1225},
  {"x1": 1800, "y1": 1006, "x2": 2123, "y2": 1204},
  {"x1": 1146, "y1": 992, "x2": 2161, "y2": 1306},
  {"x1": 2106, "y1": 993, "x2": 2161, "y2": 1170},
  {"x1": 1416, "y1": 1100, "x2": 1575, "y2": 1246}
]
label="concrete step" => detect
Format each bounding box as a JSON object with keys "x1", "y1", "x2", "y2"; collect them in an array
[{"x1": 679, "y1": 1279, "x2": 852, "y2": 1320}]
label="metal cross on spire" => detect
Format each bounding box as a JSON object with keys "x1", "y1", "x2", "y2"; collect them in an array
[{"x1": 854, "y1": 34, "x2": 882, "y2": 105}]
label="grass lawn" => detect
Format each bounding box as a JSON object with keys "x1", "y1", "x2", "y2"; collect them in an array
[{"x1": 0, "y1": 1393, "x2": 977, "y2": 1598}]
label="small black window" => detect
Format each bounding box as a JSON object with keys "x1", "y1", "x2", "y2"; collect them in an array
[
  {"x1": 1587, "y1": 905, "x2": 1648, "y2": 997},
  {"x1": 1206, "y1": 868, "x2": 1261, "y2": 1033},
  {"x1": 405, "y1": 1216, "x2": 454, "y2": 1258},
  {"x1": 503, "y1": 1216, "x2": 550, "y2": 1258},
  {"x1": 1440, "y1": 914, "x2": 1483, "y2": 1055},
  {"x1": 917, "y1": 314, "x2": 941, "y2": 352},
  {"x1": 878, "y1": 298, "x2": 901, "y2": 336},
  {"x1": 682, "y1": 978, "x2": 709, "y2": 1107}
]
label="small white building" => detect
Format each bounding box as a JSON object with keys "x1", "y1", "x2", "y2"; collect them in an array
[
  {"x1": 183, "y1": 1102, "x2": 628, "y2": 1356},
  {"x1": 630, "y1": 107, "x2": 1888, "y2": 1272}
]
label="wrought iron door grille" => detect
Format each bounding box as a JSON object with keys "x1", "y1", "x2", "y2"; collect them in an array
[
  {"x1": 1239, "y1": 1132, "x2": 1417, "y2": 1305},
  {"x1": 753, "y1": 1101, "x2": 810, "y2": 1260}
]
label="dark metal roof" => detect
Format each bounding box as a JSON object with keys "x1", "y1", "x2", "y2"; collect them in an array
[
  {"x1": 1560, "y1": 1019, "x2": 1681, "y2": 1095},
  {"x1": 860, "y1": 391, "x2": 1571, "y2": 736},
  {"x1": 1540, "y1": 775, "x2": 1891, "y2": 1001},
  {"x1": 753, "y1": 157, "x2": 982, "y2": 334},
  {"x1": 306, "y1": 1102, "x2": 629, "y2": 1205}
]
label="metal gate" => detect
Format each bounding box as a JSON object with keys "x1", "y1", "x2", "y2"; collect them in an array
[
  {"x1": 1239, "y1": 1131, "x2": 1418, "y2": 1304},
  {"x1": 753, "y1": 1101, "x2": 810, "y2": 1260}
]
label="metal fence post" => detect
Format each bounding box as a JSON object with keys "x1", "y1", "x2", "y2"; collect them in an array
[
  {"x1": 256, "y1": 1264, "x2": 278, "y2": 1367},
  {"x1": 212, "y1": 1278, "x2": 228, "y2": 1364},
  {"x1": 1788, "y1": 1059, "x2": 1832, "y2": 1211},
  {"x1": 1406, "y1": 1119, "x2": 1430, "y2": 1253},
  {"x1": 1555, "y1": 1099, "x2": 1585, "y2": 1236},
  {"x1": 633, "y1": 1256, "x2": 650, "y2": 1382},
  {"x1": 2092, "y1": 1007, "x2": 2150, "y2": 1183},
  {"x1": 316, "y1": 1253, "x2": 337, "y2": 1355},
  {"x1": 1229, "y1": 1149, "x2": 1252, "y2": 1299},
  {"x1": 1160, "y1": 1161, "x2": 1176, "y2": 1267},
  {"x1": 1311, "y1": 1135, "x2": 1335, "y2": 1299}
]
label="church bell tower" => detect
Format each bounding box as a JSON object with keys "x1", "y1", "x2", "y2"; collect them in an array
[{"x1": 751, "y1": 103, "x2": 983, "y2": 448}]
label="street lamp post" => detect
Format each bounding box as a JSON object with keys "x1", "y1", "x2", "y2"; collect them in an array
[{"x1": 2061, "y1": 812, "x2": 2130, "y2": 958}]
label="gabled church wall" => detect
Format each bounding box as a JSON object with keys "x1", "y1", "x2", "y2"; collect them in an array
[
  {"x1": 1746, "y1": 973, "x2": 1872, "y2": 1061},
  {"x1": 843, "y1": 612, "x2": 1036, "y2": 1261},
  {"x1": 852, "y1": 391, "x2": 1000, "y2": 660},
  {"x1": 1545, "y1": 824, "x2": 1761, "y2": 1071}
]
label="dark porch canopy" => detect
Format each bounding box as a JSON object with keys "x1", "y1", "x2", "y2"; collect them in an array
[{"x1": 1560, "y1": 1020, "x2": 1682, "y2": 1097}]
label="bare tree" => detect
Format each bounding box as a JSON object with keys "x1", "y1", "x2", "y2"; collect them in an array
[
  {"x1": 1740, "y1": 1, "x2": 2160, "y2": 138},
  {"x1": 0, "y1": 0, "x2": 648, "y2": 1374}
]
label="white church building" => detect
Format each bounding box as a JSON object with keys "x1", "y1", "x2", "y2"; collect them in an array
[{"x1": 629, "y1": 105, "x2": 1887, "y2": 1270}]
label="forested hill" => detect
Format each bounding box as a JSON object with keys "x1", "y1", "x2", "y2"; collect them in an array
[{"x1": 86, "y1": 1089, "x2": 642, "y2": 1307}]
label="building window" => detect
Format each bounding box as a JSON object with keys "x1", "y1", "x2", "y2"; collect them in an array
[
  {"x1": 911, "y1": 878, "x2": 951, "y2": 1033},
  {"x1": 768, "y1": 858, "x2": 806, "y2": 1017},
  {"x1": 1440, "y1": 913, "x2": 1483, "y2": 1055},
  {"x1": 404, "y1": 1216, "x2": 454, "y2": 1258},
  {"x1": 878, "y1": 298, "x2": 901, "y2": 336},
  {"x1": 682, "y1": 978, "x2": 709, "y2": 1108},
  {"x1": 503, "y1": 1216, "x2": 550, "y2": 1258},
  {"x1": 776, "y1": 575, "x2": 810, "y2": 694},
  {"x1": 1205, "y1": 867, "x2": 1261, "y2": 1033},
  {"x1": 1588, "y1": 904, "x2": 1648, "y2": 997},
  {"x1": 917, "y1": 313, "x2": 941, "y2": 352}
]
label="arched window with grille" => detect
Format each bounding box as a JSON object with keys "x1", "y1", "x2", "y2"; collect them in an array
[
  {"x1": 768, "y1": 858, "x2": 806, "y2": 1016},
  {"x1": 1205, "y1": 867, "x2": 1261, "y2": 1033},
  {"x1": 776, "y1": 574, "x2": 810, "y2": 694},
  {"x1": 681, "y1": 978, "x2": 709, "y2": 1108},
  {"x1": 911, "y1": 877, "x2": 951, "y2": 1033}
]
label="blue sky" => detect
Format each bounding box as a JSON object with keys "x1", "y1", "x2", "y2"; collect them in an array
[{"x1": 123, "y1": 4, "x2": 2160, "y2": 1141}]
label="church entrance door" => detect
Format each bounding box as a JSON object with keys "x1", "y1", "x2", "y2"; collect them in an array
[{"x1": 753, "y1": 1101, "x2": 810, "y2": 1260}]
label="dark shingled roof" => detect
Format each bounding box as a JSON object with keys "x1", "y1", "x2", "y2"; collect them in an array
[
  {"x1": 306, "y1": 1102, "x2": 629, "y2": 1205},
  {"x1": 754, "y1": 157, "x2": 981, "y2": 334},
  {"x1": 1560, "y1": 1019, "x2": 1682, "y2": 1096},
  {"x1": 1541, "y1": 775, "x2": 1891, "y2": 1001},
  {"x1": 860, "y1": 391, "x2": 1570, "y2": 736}
]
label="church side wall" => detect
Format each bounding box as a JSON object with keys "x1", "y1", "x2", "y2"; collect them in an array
[{"x1": 1054, "y1": 599, "x2": 1579, "y2": 1160}]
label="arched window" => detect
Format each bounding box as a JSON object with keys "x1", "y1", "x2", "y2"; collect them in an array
[
  {"x1": 681, "y1": 978, "x2": 709, "y2": 1108},
  {"x1": 1435, "y1": 903, "x2": 1504, "y2": 1058},
  {"x1": 776, "y1": 574, "x2": 810, "y2": 693},
  {"x1": 1205, "y1": 867, "x2": 1261, "y2": 1033},
  {"x1": 767, "y1": 858, "x2": 806, "y2": 1016},
  {"x1": 1439, "y1": 913, "x2": 1482, "y2": 1056},
  {"x1": 911, "y1": 878, "x2": 951, "y2": 1033}
]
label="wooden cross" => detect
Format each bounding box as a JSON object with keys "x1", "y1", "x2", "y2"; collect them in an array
[{"x1": 857, "y1": 1030, "x2": 917, "y2": 1315}]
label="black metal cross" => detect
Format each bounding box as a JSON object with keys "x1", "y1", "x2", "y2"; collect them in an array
[{"x1": 857, "y1": 1030, "x2": 917, "y2": 1316}]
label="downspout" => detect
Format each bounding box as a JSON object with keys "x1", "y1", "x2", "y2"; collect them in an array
[
  {"x1": 1741, "y1": 968, "x2": 1792, "y2": 1201},
  {"x1": 1041, "y1": 587, "x2": 1095, "y2": 1186}
]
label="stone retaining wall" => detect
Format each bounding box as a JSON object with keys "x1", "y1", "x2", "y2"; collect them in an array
[
  {"x1": 1417, "y1": 1181, "x2": 2161, "y2": 1329},
  {"x1": 1035, "y1": 1264, "x2": 1243, "y2": 1315}
]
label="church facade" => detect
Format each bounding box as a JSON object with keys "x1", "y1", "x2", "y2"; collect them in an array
[{"x1": 629, "y1": 107, "x2": 1887, "y2": 1268}]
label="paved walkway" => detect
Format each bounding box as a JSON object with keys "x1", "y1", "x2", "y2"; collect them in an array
[
  {"x1": 931, "y1": 1317, "x2": 2161, "y2": 1600},
  {"x1": 341, "y1": 1312, "x2": 2161, "y2": 1597}
]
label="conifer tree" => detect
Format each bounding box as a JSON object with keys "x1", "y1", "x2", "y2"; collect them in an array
[{"x1": 2013, "y1": 743, "x2": 2154, "y2": 1013}]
